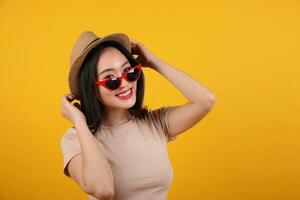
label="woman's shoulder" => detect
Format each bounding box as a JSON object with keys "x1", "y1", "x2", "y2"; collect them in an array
[
  {"x1": 134, "y1": 106, "x2": 173, "y2": 127},
  {"x1": 144, "y1": 106, "x2": 172, "y2": 120}
]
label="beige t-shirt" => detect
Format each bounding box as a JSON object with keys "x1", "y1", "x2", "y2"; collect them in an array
[{"x1": 60, "y1": 106, "x2": 178, "y2": 200}]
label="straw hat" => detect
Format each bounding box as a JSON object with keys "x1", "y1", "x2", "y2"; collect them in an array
[{"x1": 68, "y1": 31, "x2": 131, "y2": 100}]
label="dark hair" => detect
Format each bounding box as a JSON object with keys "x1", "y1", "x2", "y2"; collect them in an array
[{"x1": 78, "y1": 40, "x2": 149, "y2": 136}]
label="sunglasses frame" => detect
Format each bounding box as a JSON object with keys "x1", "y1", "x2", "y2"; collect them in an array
[{"x1": 95, "y1": 63, "x2": 142, "y2": 91}]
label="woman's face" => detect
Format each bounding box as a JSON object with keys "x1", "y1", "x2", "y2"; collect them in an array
[{"x1": 96, "y1": 47, "x2": 137, "y2": 111}]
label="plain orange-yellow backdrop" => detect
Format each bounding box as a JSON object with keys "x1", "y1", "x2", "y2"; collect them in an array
[{"x1": 1, "y1": 0, "x2": 299, "y2": 199}]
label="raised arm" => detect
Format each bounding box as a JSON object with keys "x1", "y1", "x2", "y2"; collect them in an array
[
  {"x1": 130, "y1": 39, "x2": 216, "y2": 138},
  {"x1": 61, "y1": 95, "x2": 114, "y2": 200},
  {"x1": 150, "y1": 57, "x2": 216, "y2": 137}
]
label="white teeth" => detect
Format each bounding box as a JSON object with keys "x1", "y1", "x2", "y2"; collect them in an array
[{"x1": 116, "y1": 89, "x2": 131, "y2": 97}]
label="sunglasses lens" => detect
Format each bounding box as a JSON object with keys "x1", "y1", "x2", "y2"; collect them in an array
[
  {"x1": 126, "y1": 67, "x2": 141, "y2": 81},
  {"x1": 106, "y1": 78, "x2": 121, "y2": 90}
]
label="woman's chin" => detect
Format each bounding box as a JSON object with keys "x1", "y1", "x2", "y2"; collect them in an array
[{"x1": 108, "y1": 97, "x2": 136, "y2": 110}]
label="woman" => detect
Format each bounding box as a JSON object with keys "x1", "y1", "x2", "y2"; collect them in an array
[{"x1": 60, "y1": 31, "x2": 216, "y2": 200}]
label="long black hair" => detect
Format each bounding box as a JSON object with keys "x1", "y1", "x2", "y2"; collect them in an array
[{"x1": 78, "y1": 40, "x2": 149, "y2": 136}]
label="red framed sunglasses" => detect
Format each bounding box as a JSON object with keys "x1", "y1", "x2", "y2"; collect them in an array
[{"x1": 95, "y1": 63, "x2": 142, "y2": 90}]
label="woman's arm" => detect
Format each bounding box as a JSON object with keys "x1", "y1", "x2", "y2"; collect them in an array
[
  {"x1": 73, "y1": 119, "x2": 115, "y2": 199},
  {"x1": 150, "y1": 55, "x2": 216, "y2": 104},
  {"x1": 61, "y1": 95, "x2": 114, "y2": 199},
  {"x1": 130, "y1": 40, "x2": 216, "y2": 138},
  {"x1": 149, "y1": 56, "x2": 216, "y2": 137}
]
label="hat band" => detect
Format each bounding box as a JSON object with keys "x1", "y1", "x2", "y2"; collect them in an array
[{"x1": 83, "y1": 38, "x2": 99, "y2": 52}]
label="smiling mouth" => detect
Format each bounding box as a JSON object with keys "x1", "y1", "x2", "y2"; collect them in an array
[{"x1": 115, "y1": 88, "x2": 133, "y2": 97}]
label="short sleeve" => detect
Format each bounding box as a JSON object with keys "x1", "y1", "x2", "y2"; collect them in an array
[
  {"x1": 60, "y1": 127, "x2": 82, "y2": 177},
  {"x1": 149, "y1": 106, "x2": 178, "y2": 142}
]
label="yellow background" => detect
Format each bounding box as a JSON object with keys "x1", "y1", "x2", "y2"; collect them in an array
[{"x1": 1, "y1": 0, "x2": 299, "y2": 199}]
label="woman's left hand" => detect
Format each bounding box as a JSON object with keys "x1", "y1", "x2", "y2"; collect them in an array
[{"x1": 130, "y1": 39, "x2": 156, "y2": 68}]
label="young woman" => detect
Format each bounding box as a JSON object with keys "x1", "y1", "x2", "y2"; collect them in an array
[{"x1": 60, "y1": 31, "x2": 216, "y2": 200}]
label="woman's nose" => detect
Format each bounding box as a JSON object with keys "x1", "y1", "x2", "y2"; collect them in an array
[{"x1": 120, "y1": 75, "x2": 130, "y2": 88}]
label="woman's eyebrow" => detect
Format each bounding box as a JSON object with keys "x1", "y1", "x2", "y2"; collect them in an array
[{"x1": 98, "y1": 60, "x2": 129, "y2": 76}]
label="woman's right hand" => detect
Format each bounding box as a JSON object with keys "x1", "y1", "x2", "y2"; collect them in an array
[{"x1": 61, "y1": 93, "x2": 86, "y2": 124}]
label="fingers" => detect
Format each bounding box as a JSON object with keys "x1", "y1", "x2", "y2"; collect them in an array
[
  {"x1": 130, "y1": 39, "x2": 140, "y2": 47},
  {"x1": 74, "y1": 102, "x2": 82, "y2": 110},
  {"x1": 63, "y1": 93, "x2": 76, "y2": 102},
  {"x1": 63, "y1": 93, "x2": 81, "y2": 109}
]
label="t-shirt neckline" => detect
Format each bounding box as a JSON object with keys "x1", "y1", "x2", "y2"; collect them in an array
[{"x1": 100, "y1": 115, "x2": 135, "y2": 129}]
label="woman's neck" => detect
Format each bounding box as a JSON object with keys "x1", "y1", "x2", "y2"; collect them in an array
[{"x1": 102, "y1": 108, "x2": 131, "y2": 127}]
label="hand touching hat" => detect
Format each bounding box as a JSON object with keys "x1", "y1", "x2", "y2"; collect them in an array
[{"x1": 130, "y1": 39, "x2": 155, "y2": 68}]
